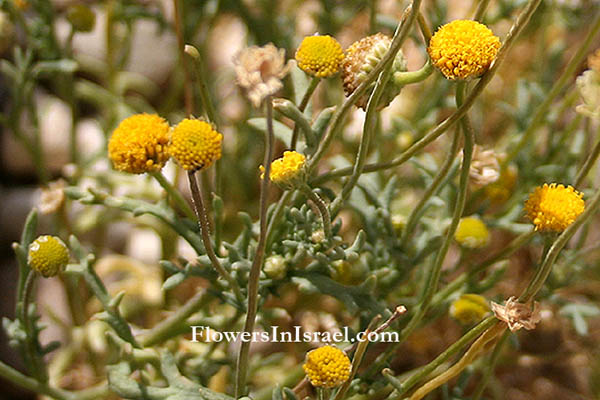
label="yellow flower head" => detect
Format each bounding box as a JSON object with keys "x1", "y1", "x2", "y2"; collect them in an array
[
  {"x1": 303, "y1": 345, "x2": 351, "y2": 388},
  {"x1": 169, "y1": 118, "x2": 223, "y2": 172},
  {"x1": 261, "y1": 151, "x2": 306, "y2": 187},
  {"x1": 28, "y1": 235, "x2": 69, "y2": 278},
  {"x1": 295, "y1": 35, "x2": 344, "y2": 78},
  {"x1": 428, "y1": 20, "x2": 501, "y2": 80},
  {"x1": 524, "y1": 183, "x2": 585, "y2": 232},
  {"x1": 454, "y1": 216, "x2": 490, "y2": 249},
  {"x1": 342, "y1": 33, "x2": 407, "y2": 110},
  {"x1": 108, "y1": 114, "x2": 170, "y2": 174},
  {"x1": 450, "y1": 294, "x2": 490, "y2": 325}
]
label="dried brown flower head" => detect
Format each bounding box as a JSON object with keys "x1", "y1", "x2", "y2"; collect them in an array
[
  {"x1": 469, "y1": 145, "x2": 501, "y2": 186},
  {"x1": 233, "y1": 43, "x2": 292, "y2": 107},
  {"x1": 491, "y1": 296, "x2": 541, "y2": 332},
  {"x1": 39, "y1": 179, "x2": 66, "y2": 215}
]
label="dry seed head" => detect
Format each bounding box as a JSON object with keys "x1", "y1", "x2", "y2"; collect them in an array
[{"x1": 341, "y1": 33, "x2": 407, "y2": 109}]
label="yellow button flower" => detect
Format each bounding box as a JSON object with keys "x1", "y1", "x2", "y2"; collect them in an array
[
  {"x1": 428, "y1": 20, "x2": 501, "y2": 80},
  {"x1": 450, "y1": 294, "x2": 490, "y2": 325},
  {"x1": 108, "y1": 114, "x2": 170, "y2": 174},
  {"x1": 28, "y1": 235, "x2": 69, "y2": 278},
  {"x1": 295, "y1": 35, "x2": 344, "y2": 78},
  {"x1": 260, "y1": 151, "x2": 306, "y2": 187},
  {"x1": 169, "y1": 118, "x2": 223, "y2": 172},
  {"x1": 454, "y1": 216, "x2": 490, "y2": 249},
  {"x1": 524, "y1": 183, "x2": 585, "y2": 232},
  {"x1": 303, "y1": 345, "x2": 351, "y2": 388}
]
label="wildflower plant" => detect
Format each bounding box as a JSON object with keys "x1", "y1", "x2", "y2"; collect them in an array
[{"x1": 1, "y1": 1, "x2": 600, "y2": 400}]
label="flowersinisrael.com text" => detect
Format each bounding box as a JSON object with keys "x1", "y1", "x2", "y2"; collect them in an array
[{"x1": 190, "y1": 326, "x2": 400, "y2": 343}]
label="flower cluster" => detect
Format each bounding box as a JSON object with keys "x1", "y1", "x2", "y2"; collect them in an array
[
  {"x1": 108, "y1": 114, "x2": 223, "y2": 175},
  {"x1": 295, "y1": 35, "x2": 344, "y2": 78},
  {"x1": 303, "y1": 345, "x2": 351, "y2": 388},
  {"x1": 428, "y1": 20, "x2": 501, "y2": 80},
  {"x1": 28, "y1": 235, "x2": 70, "y2": 278},
  {"x1": 524, "y1": 183, "x2": 585, "y2": 232}
]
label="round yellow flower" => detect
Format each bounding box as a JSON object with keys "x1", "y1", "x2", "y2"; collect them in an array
[
  {"x1": 28, "y1": 235, "x2": 69, "y2": 278},
  {"x1": 428, "y1": 20, "x2": 501, "y2": 80},
  {"x1": 450, "y1": 294, "x2": 489, "y2": 325},
  {"x1": 454, "y1": 216, "x2": 490, "y2": 249},
  {"x1": 108, "y1": 114, "x2": 170, "y2": 174},
  {"x1": 261, "y1": 151, "x2": 306, "y2": 186},
  {"x1": 303, "y1": 345, "x2": 351, "y2": 388},
  {"x1": 169, "y1": 118, "x2": 223, "y2": 172},
  {"x1": 295, "y1": 35, "x2": 344, "y2": 78},
  {"x1": 524, "y1": 183, "x2": 585, "y2": 232}
]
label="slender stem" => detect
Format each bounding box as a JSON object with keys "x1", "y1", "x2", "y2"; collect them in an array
[
  {"x1": 172, "y1": 0, "x2": 195, "y2": 115},
  {"x1": 151, "y1": 171, "x2": 196, "y2": 220},
  {"x1": 311, "y1": 0, "x2": 543, "y2": 186},
  {"x1": 471, "y1": 330, "x2": 510, "y2": 400},
  {"x1": 575, "y1": 123, "x2": 600, "y2": 187},
  {"x1": 235, "y1": 96, "x2": 275, "y2": 397},
  {"x1": 392, "y1": 61, "x2": 433, "y2": 86},
  {"x1": 20, "y1": 271, "x2": 47, "y2": 382},
  {"x1": 187, "y1": 171, "x2": 243, "y2": 302},
  {"x1": 291, "y1": 76, "x2": 320, "y2": 150},
  {"x1": 140, "y1": 290, "x2": 211, "y2": 347},
  {"x1": 186, "y1": 45, "x2": 219, "y2": 126},
  {"x1": 404, "y1": 82, "x2": 473, "y2": 343},
  {"x1": 0, "y1": 360, "x2": 72, "y2": 400},
  {"x1": 266, "y1": 190, "x2": 295, "y2": 251},
  {"x1": 400, "y1": 126, "x2": 460, "y2": 247},
  {"x1": 504, "y1": 12, "x2": 600, "y2": 165},
  {"x1": 366, "y1": 81, "x2": 475, "y2": 377},
  {"x1": 331, "y1": 52, "x2": 393, "y2": 215},
  {"x1": 417, "y1": 11, "x2": 432, "y2": 42},
  {"x1": 308, "y1": 1, "x2": 422, "y2": 173},
  {"x1": 300, "y1": 185, "x2": 332, "y2": 240},
  {"x1": 387, "y1": 317, "x2": 497, "y2": 398},
  {"x1": 408, "y1": 323, "x2": 506, "y2": 400},
  {"x1": 473, "y1": 0, "x2": 492, "y2": 21},
  {"x1": 369, "y1": 0, "x2": 377, "y2": 33}
]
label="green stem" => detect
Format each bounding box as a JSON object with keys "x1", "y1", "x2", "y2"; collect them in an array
[
  {"x1": 308, "y1": 0, "x2": 422, "y2": 173},
  {"x1": 235, "y1": 96, "x2": 275, "y2": 397},
  {"x1": 300, "y1": 184, "x2": 332, "y2": 240},
  {"x1": 311, "y1": 0, "x2": 543, "y2": 186},
  {"x1": 0, "y1": 360, "x2": 72, "y2": 400},
  {"x1": 575, "y1": 123, "x2": 600, "y2": 187},
  {"x1": 471, "y1": 330, "x2": 509, "y2": 400},
  {"x1": 291, "y1": 76, "x2": 320, "y2": 150},
  {"x1": 473, "y1": 0, "x2": 492, "y2": 21},
  {"x1": 140, "y1": 290, "x2": 211, "y2": 347},
  {"x1": 186, "y1": 45, "x2": 219, "y2": 126},
  {"x1": 151, "y1": 171, "x2": 196, "y2": 220},
  {"x1": 172, "y1": 0, "x2": 194, "y2": 115},
  {"x1": 265, "y1": 190, "x2": 295, "y2": 252},
  {"x1": 366, "y1": 81, "x2": 475, "y2": 378},
  {"x1": 331, "y1": 52, "x2": 394, "y2": 216},
  {"x1": 386, "y1": 317, "x2": 497, "y2": 398},
  {"x1": 20, "y1": 271, "x2": 47, "y2": 382},
  {"x1": 392, "y1": 61, "x2": 433, "y2": 86},
  {"x1": 504, "y1": 12, "x2": 600, "y2": 165},
  {"x1": 187, "y1": 171, "x2": 243, "y2": 303},
  {"x1": 400, "y1": 126, "x2": 460, "y2": 248}
]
